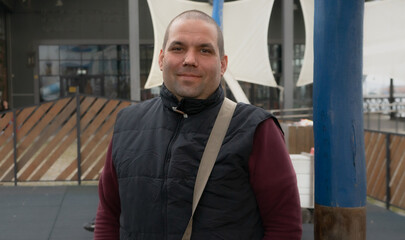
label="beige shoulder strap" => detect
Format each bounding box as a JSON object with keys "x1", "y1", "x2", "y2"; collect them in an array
[{"x1": 182, "y1": 98, "x2": 237, "y2": 240}]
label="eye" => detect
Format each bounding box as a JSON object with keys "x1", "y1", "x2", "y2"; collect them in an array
[
  {"x1": 171, "y1": 46, "x2": 183, "y2": 52},
  {"x1": 201, "y1": 48, "x2": 212, "y2": 54}
]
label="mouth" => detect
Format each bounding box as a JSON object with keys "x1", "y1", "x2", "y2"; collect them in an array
[{"x1": 177, "y1": 73, "x2": 202, "y2": 79}]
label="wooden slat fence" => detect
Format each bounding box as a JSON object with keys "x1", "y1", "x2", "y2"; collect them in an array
[
  {"x1": 365, "y1": 130, "x2": 405, "y2": 210},
  {"x1": 2, "y1": 100, "x2": 405, "y2": 211},
  {"x1": 0, "y1": 95, "x2": 133, "y2": 184}
]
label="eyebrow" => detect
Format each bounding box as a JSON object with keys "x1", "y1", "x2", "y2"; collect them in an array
[
  {"x1": 168, "y1": 41, "x2": 183, "y2": 47},
  {"x1": 200, "y1": 43, "x2": 215, "y2": 50},
  {"x1": 167, "y1": 41, "x2": 216, "y2": 52}
]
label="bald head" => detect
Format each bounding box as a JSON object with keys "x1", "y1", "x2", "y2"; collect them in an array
[{"x1": 162, "y1": 10, "x2": 225, "y2": 57}]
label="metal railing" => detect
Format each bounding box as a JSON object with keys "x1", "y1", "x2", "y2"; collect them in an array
[
  {"x1": 364, "y1": 101, "x2": 405, "y2": 134},
  {"x1": 0, "y1": 92, "x2": 136, "y2": 185},
  {"x1": 365, "y1": 130, "x2": 405, "y2": 211},
  {"x1": 269, "y1": 107, "x2": 313, "y2": 121}
]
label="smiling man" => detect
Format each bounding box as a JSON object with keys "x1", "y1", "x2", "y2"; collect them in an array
[
  {"x1": 94, "y1": 10, "x2": 302, "y2": 240},
  {"x1": 159, "y1": 14, "x2": 227, "y2": 100}
]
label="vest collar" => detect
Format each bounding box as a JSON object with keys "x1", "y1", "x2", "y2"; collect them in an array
[{"x1": 160, "y1": 84, "x2": 224, "y2": 116}]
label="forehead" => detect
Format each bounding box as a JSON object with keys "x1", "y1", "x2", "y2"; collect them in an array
[{"x1": 167, "y1": 18, "x2": 218, "y2": 44}]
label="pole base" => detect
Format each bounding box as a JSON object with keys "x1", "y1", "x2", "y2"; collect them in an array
[{"x1": 314, "y1": 203, "x2": 366, "y2": 240}]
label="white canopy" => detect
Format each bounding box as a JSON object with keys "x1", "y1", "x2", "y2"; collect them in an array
[
  {"x1": 296, "y1": 0, "x2": 314, "y2": 87},
  {"x1": 363, "y1": 0, "x2": 405, "y2": 81},
  {"x1": 297, "y1": 0, "x2": 405, "y2": 86},
  {"x1": 145, "y1": 0, "x2": 278, "y2": 92}
]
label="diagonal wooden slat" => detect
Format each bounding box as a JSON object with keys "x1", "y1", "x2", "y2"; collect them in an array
[
  {"x1": 366, "y1": 134, "x2": 385, "y2": 193},
  {"x1": 16, "y1": 103, "x2": 52, "y2": 139},
  {"x1": 79, "y1": 98, "x2": 108, "y2": 131},
  {"x1": 61, "y1": 100, "x2": 129, "y2": 181},
  {"x1": 3, "y1": 100, "x2": 405, "y2": 212},
  {"x1": 0, "y1": 125, "x2": 16, "y2": 181},
  {"x1": 364, "y1": 131, "x2": 405, "y2": 209},
  {"x1": 22, "y1": 97, "x2": 96, "y2": 181},
  {"x1": 84, "y1": 139, "x2": 111, "y2": 180},
  {"x1": 19, "y1": 111, "x2": 77, "y2": 181},
  {"x1": 390, "y1": 144, "x2": 405, "y2": 206},
  {"x1": 367, "y1": 134, "x2": 386, "y2": 199},
  {"x1": 16, "y1": 99, "x2": 71, "y2": 155},
  {"x1": 13, "y1": 106, "x2": 36, "y2": 133},
  {"x1": 374, "y1": 159, "x2": 387, "y2": 201},
  {"x1": 78, "y1": 101, "x2": 130, "y2": 176},
  {"x1": 80, "y1": 99, "x2": 117, "y2": 146},
  {"x1": 0, "y1": 104, "x2": 55, "y2": 181},
  {"x1": 389, "y1": 136, "x2": 405, "y2": 189},
  {"x1": 2, "y1": 98, "x2": 75, "y2": 181},
  {"x1": 87, "y1": 151, "x2": 108, "y2": 180},
  {"x1": 30, "y1": 129, "x2": 78, "y2": 181},
  {"x1": 364, "y1": 131, "x2": 371, "y2": 149},
  {"x1": 395, "y1": 177, "x2": 405, "y2": 209},
  {"x1": 0, "y1": 115, "x2": 14, "y2": 182},
  {"x1": 0, "y1": 112, "x2": 13, "y2": 131},
  {"x1": 391, "y1": 168, "x2": 405, "y2": 208},
  {"x1": 55, "y1": 98, "x2": 112, "y2": 180},
  {"x1": 0, "y1": 97, "x2": 136, "y2": 183},
  {"x1": 365, "y1": 132, "x2": 379, "y2": 173},
  {"x1": 81, "y1": 132, "x2": 113, "y2": 180},
  {"x1": 0, "y1": 115, "x2": 14, "y2": 150},
  {"x1": 79, "y1": 96, "x2": 97, "y2": 116}
]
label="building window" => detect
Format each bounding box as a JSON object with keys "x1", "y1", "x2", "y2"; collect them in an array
[
  {"x1": 0, "y1": 5, "x2": 8, "y2": 110},
  {"x1": 293, "y1": 43, "x2": 312, "y2": 108},
  {"x1": 139, "y1": 44, "x2": 160, "y2": 100},
  {"x1": 38, "y1": 44, "x2": 130, "y2": 101}
]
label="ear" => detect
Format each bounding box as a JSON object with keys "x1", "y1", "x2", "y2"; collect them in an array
[
  {"x1": 220, "y1": 55, "x2": 228, "y2": 76},
  {"x1": 158, "y1": 49, "x2": 164, "y2": 71}
]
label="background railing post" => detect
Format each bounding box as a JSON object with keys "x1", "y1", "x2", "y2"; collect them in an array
[
  {"x1": 76, "y1": 88, "x2": 82, "y2": 185},
  {"x1": 386, "y1": 133, "x2": 391, "y2": 210},
  {"x1": 395, "y1": 104, "x2": 399, "y2": 133},
  {"x1": 367, "y1": 103, "x2": 370, "y2": 129},
  {"x1": 12, "y1": 109, "x2": 18, "y2": 186}
]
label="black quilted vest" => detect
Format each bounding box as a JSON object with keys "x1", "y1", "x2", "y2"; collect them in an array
[{"x1": 112, "y1": 86, "x2": 273, "y2": 240}]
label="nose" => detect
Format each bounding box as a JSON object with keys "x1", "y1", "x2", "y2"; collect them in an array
[{"x1": 183, "y1": 51, "x2": 198, "y2": 67}]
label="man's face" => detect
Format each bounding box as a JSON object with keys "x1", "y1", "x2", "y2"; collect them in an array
[{"x1": 159, "y1": 19, "x2": 228, "y2": 100}]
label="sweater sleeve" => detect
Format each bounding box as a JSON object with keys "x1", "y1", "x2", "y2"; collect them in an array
[
  {"x1": 249, "y1": 118, "x2": 302, "y2": 240},
  {"x1": 94, "y1": 140, "x2": 121, "y2": 240}
]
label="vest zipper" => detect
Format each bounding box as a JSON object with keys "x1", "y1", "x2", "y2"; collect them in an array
[{"x1": 163, "y1": 114, "x2": 185, "y2": 239}]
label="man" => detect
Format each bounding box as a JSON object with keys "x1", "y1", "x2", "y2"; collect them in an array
[{"x1": 95, "y1": 10, "x2": 301, "y2": 240}]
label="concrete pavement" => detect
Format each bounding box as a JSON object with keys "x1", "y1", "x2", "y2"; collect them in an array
[{"x1": 0, "y1": 185, "x2": 404, "y2": 240}]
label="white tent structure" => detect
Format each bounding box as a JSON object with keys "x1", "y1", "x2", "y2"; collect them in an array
[
  {"x1": 145, "y1": 0, "x2": 278, "y2": 103},
  {"x1": 296, "y1": 0, "x2": 314, "y2": 87},
  {"x1": 297, "y1": 0, "x2": 405, "y2": 86},
  {"x1": 363, "y1": 0, "x2": 405, "y2": 81}
]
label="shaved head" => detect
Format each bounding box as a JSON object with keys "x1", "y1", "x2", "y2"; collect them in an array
[{"x1": 162, "y1": 10, "x2": 225, "y2": 57}]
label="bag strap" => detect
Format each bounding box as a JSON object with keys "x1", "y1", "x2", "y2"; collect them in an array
[{"x1": 182, "y1": 98, "x2": 237, "y2": 240}]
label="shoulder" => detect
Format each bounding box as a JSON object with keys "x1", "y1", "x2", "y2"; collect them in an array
[
  {"x1": 235, "y1": 102, "x2": 271, "y2": 117},
  {"x1": 234, "y1": 102, "x2": 283, "y2": 134},
  {"x1": 115, "y1": 97, "x2": 162, "y2": 131},
  {"x1": 117, "y1": 97, "x2": 162, "y2": 120},
  {"x1": 233, "y1": 102, "x2": 274, "y2": 124},
  {"x1": 119, "y1": 97, "x2": 160, "y2": 116}
]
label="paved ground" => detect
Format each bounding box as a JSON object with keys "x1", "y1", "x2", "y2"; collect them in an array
[
  {"x1": 0, "y1": 185, "x2": 98, "y2": 240},
  {"x1": 1, "y1": 185, "x2": 405, "y2": 240}
]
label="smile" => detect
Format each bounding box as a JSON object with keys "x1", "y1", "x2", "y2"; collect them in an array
[{"x1": 177, "y1": 74, "x2": 201, "y2": 79}]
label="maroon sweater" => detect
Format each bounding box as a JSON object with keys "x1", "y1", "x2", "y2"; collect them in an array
[{"x1": 94, "y1": 118, "x2": 302, "y2": 239}]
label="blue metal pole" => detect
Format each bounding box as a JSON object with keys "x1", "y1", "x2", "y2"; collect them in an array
[
  {"x1": 313, "y1": 0, "x2": 366, "y2": 238},
  {"x1": 211, "y1": 0, "x2": 224, "y2": 29}
]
